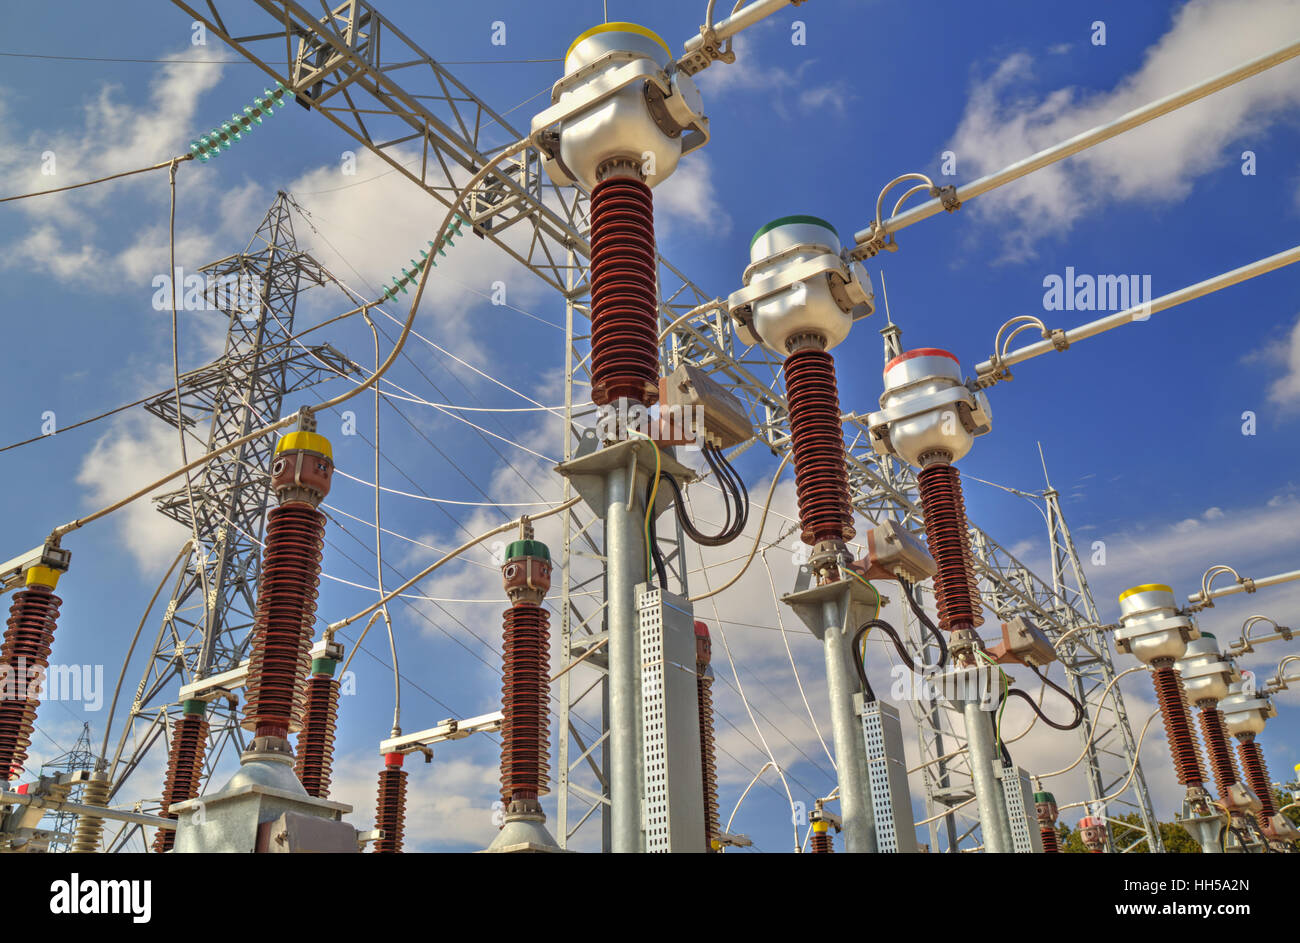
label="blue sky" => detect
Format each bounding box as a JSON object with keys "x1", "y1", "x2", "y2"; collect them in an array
[{"x1": 1, "y1": 0, "x2": 1298, "y2": 852}]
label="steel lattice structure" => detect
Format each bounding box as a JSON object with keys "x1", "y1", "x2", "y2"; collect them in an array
[
  {"x1": 104, "y1": 194, "x2": 353, "y2": 850},
  {"x1": 37, "y1": 723, "x2": 96, "y2": 853},
  {"x1": 169, "y1": 0, "x2": 1159, "y2": 853}
]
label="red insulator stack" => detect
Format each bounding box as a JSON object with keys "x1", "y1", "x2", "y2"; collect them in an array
[
  {"x1": 373, "y1": 752, "x2": 407, "y2": 853},
  {"x1": 1150, "y1": 664, "x2": 1206, "y2": 789},
  {"x1": 242, "y1": 430, "x2": 333, "y2": 745},
  {"x1": 1197, "y1": 707, "x2": 1240, "y2": 806},
  {"x1": 153, "y1": 700, "x2": 209, "y2": 853},
  {"x1": 588, "y1": 174, "x2": 659, "y2": 409},
  {"x1": 695, "y1": 621, "x2": 719, "y2": 852},
  {"x1": 295, "y1": 653, "x2": 341, "y2": 798},
  {"x1": 810, "y1": 821, "x2": 834, "y2": 854},
  {"x1": 0, "y1": 567, "x2": 64, "y2": 781},
  {"x1": 501, "y1": 605, "x2": 550, "y2": 804},
  {"x1": 499, "y1": 538, "x2": 553, "y2": 813},
  {"x1": 783, "y1": 347, "x2": 854, "y2": 547},
  {"x1": 916, "y1": 464, "x2": 981, "y2": 632},
  {"x1": 1040, "y1": 825, "x2": 1060, "y2": 853},
  {"x1": 1236, "y1": 738, "x2": 1276, "y2": 827}
]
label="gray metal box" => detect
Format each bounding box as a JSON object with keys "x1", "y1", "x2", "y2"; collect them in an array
[
  {"x1": 997, "y1": 763, "x2": 1044, "y2": 854},
  {"x1": 638, "y1": 585, "x2": 706, "y2": 853},
  {"x1": 857, "y1": 695, "x2": 919, "y2": 853}
]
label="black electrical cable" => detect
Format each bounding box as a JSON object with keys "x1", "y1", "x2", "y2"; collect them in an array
[
  {"x1": 711, "y1": 444, "x2": 750, "y2": 534},
  {"x1": 701, "y1": 445, "x2": 734, "y2": 538},
  {"x1": 1026, "y1": 664, "x2": 1085, "y2": 730},
  {"x1": 849, "y1": 621, "x2": 894, "y2": 703},
  {"x1": 658, "y1": 448, "x2": 749, "y2": 547},
  {"x1": 855, "y1": 618, "x2": 915, "y2": 673},
  {"x1": 900, "y1": 579, "x2": 948, "y2": 668}
]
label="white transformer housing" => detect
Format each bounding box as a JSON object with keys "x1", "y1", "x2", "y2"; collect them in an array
[
  {"x1": 1114, "y1": 583, "x2": 1199, "y2": 665},
  {"x1": 637, "y1": 584, "x2": 706, "y2": 852},
  {"x1": 867, "y1": 348, "x2": 992, "y2": 467},
  {"x1": 532, "y1": 23, "x2": 708, "y2": 191}
]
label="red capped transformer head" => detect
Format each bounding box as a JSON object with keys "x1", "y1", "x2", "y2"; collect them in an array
[
  {"x1": 694, "y1": 620, "x2": 712, "y2": 668},
  {"x1": 502, "y1": 539, "x2": 552, "y2": 607},
  {"x1": 1078, "y1": 815, "x2": 1108, "y2": 852},
  {"x1": 271, "y1": 431, "x2": 334, "y2": 507}
]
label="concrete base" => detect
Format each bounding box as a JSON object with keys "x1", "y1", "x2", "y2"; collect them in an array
[
  {"x1": 483, "y1": 814, "x2": 565, "y2": 853},
  {"x1": 171, "y1": 748, "x2": 353, "y2": 854}
]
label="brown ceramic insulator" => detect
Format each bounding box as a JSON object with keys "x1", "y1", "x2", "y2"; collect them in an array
[
  {"x1": 588, "y1": 175, "x2": 659, "y2": 407},
  {"x1": 70, "y1": 777, "x2": 112, "y2": 854},
  {"x1": 500, "y1": 604, "x2": 550, "y2": 803},
  {"x1": 373, "y1": 760, "x2": 407, "y2": 853},
  {"x1": 295, "y1": 673, "x2": 340, "y2": 798},
  {"x1": 1197, "y1": 707, "x2": 1238, "y2": 805},
  {"x1": 697, "y1": 673, "x2": 719, "y2": 852},
  {"x1": 243, "y1": 503, "x2": 324, "y2": 741},
  {"x1": 0, "y1": 585, "x2": 61, "y2": 779},
  {"x1": 810, "y1": 829, "x2": 834, "y2": 854},
  {"x1": 1236, "y1": 739, "x2": 1276, "y2": 820},
  {"x1": 916, "y1": 463, "x2": 982, "y2": 631},
  {"x1": 783, "y1": 347, "x2": 855, "y2": 545},
  {"x1": 1150, "y1": 665, "x2": 1205, "y2": 788},
  {"x1": 1040, "y1": 826, "x2": 1060, "y2": 854},
  {"x1": 152, "y1": 710, "x2": 209, "y2": 853}
]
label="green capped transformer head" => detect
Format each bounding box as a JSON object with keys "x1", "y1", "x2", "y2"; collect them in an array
[{"x1": 503, "y1": 539, "x2": 552, "y2": 605}]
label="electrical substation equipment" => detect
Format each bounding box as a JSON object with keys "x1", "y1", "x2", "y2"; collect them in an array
[
  {"x1": 169, "y1": 421, "x2": 356, "y2": 853},
  {"x1": 695, "y1": 621, "x2": 720, "y2": 852},
  {"x1": 1035, "y1": 791, "x2": 1060, "y2": 853},
  {"x1": 1174, "y1": 633, "x2": 1263, "y2": 851},
  {"x1": 1220, "y1": 677, "x2": 1300, "y2": 851},
  {"x1": 0, "y1": 547, "x2": 70, "y2": 788},
  {"x1": 1078, "y1": 814, "x2": 1108, "y2": 853},
  {"x1": 1113, "y1": 583, "x2": 1224, "y2": 851},
  {"x1": 866, "y1": 348, "x2": 1016, "y2": 852},
  {"x1": 488, "y1": 533, "x2": 561, "y2": 852},
  {"x1": 728, "y1": 214, "x2": 886, "y2": 853}
]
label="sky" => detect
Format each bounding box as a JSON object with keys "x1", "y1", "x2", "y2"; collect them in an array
[{"x1": 1, "y1": 0, "x2": 1298, "y2": 853}]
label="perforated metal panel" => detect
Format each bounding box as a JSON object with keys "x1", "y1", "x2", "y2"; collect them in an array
[
  {"x1": 858, "y1": 696, "x2": 918, "y2": 853},
  {"x1": 638, "y1": 585, "x2": 706, "y2": 852},
  {"x1": 997, "y1": 763, "x2": 1044, "y2": 853}
]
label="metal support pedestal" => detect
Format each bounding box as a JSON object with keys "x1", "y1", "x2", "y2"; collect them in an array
[
  {"x1": 783, "y1": 573, "x2": 882, "y2": 853},
  {"x1": 556, "y1": 432, "x2": 693, "y2": 853}
]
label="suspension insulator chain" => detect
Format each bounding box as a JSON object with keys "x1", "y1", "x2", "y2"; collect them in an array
[
  {"x1": 152, "y1": 708, "x2": 210, "y2": 853},
  {"x1": 1197, "y1": 707, "x2": 1239, "y2": 805},
  {"x1": 501, "y1": 605, "x2": 551, "y2": 804},
  {"x1": 373, "y1": 754, "x2": 408, "y2": 853},
  {"x1": 295, "y1": 670, "x2": 341, "y2": 798},
  {"x1": 70, "y1": 776, "x2": 112, "y2": 854},
  {"x1": 588, "y1": 175, "x2": 659, "y2": 408},
  {"x1": 783, "y1": 347, "x2": 854, "y2": 545},
  {"x1": 1151, "y1": 664, "x2": 1205, "y2": 788},
  {"x1": 916, "y1": 463, "x2": 982, "y2": 631},
  {"x1": 244, "y1": 503, "x2": 325, "y2": 740},
  {"x1": 0, "y1": 583, "x2": 62, "y2": 779}
]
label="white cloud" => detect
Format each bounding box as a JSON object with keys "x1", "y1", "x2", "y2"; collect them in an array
[
  {"x1": 655, "y1": 152, "x2": 732, "y2": 238},
  {"x1": 948, "y1": 0, "x2": 1300, "y2": 259},
  {"x1": 1252, "y1": 312, "x2": 1300, "y2": 407},
  {"x1": 75, "y1": 414, "x2": 192, "y2": 571}
]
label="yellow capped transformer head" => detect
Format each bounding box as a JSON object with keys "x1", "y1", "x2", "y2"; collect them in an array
[
  {"x1": 24, "y1": 566, "x2": 62, "y2": 590},
  {"x1": 271, "y1": 430, "x2": 335, "y2": 505}
]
